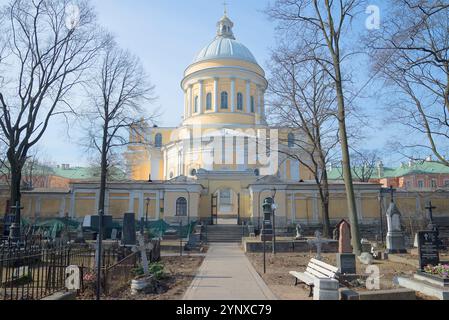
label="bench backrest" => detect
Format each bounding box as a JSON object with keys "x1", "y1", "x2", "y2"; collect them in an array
[{"x1": 306, "y1": 259, "x2": 339, "y2": 279}]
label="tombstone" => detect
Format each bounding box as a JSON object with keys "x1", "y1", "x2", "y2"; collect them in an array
[
  {"x1": 417, "y1": 230, "x2": 440, "y2": 270},
  {"x1": 307, "y1": 230, "x2": 333, "y2": 261},
  {"x1": 336, "y1": 220, "x2": 356, "y2": 274},
  {"x1": 74, "y1": 224, "x2": 86, "y2": 244},
  {"x1": 111, "y1": 229, "x2": 118, "y2": 241},
  {"x1": 385, "y1": 201, "x2": 407, "y2": 254},
  {"x1": 295, "y1": 223, "x2": 305, "y2": 240},
  {"x1": 313, "y1": 278, "x2": 339, "y2": 301},
  {"x1": 361, "y1": 239, "x2": 372, "y2": 253},
  {"x1": 358, "y1": 252, "x2": 374, "y2": 265},
  {"x1": 132, "y1": 233, "x2": 154, "y2": 276},
  {"x1": 122, "y1": 213, "x2": 136, "y2": 246}
]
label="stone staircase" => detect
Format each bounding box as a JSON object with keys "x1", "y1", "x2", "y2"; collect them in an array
[{"x1": 205, "y1": 224, "x2": 244, "y2": 243}]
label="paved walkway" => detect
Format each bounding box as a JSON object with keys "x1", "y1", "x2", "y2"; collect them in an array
[{"x1": 183, "y1": 243, "x2": 277, "y2": 300}]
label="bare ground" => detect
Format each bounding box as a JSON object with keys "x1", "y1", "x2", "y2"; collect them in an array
[
  {"x1": 78, "y1": 255, "x2": 204, "y2": 300},
  {"x1": 246, "y1": 251, "x2": 448, "y2": 300}
]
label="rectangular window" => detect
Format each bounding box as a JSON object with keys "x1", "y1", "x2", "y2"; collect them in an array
[
  {"x1": 431, "y1": 180, "x2": 437, "y2": 188},
  {"x1": 206, "y1": 93, "x2": 212, "y2": 110},
  {"x1": 237, "y1": 93, "x2": 243, "y2": 111},
  {"x1": 251, "y1": 96, "x2": 255, "y2": 113},
  {"x1": 418, "y1": 180, "x2": 424, "y2": 188}
]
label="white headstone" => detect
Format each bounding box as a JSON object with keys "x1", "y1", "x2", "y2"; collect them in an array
[{"x1": 132, "y1": 233, "x2": 154, "y2": 276}]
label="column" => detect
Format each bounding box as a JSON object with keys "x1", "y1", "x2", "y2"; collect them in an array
[
  {"x1": 231, "y1": 78, "x2": 236, "y2": 112},
  {"x1": 214, "y1": 78, "x2": 219, "y2": 112},
  {"x1": 156, "y1": 191, "x2": 161, "y2": 220},
  {"x1": 257, "y1": 85, "x2": 262, "y2": 115},
  {"x1": 261, "y1": 89, "x2": 266, "y2": 117},
  {"x1": 70, "y1": 192, "x2": 76, "y2": 218},
  {"x1": 188, "y1": 85, "x2": 193, "y2": 117},
  {"x1": 198, "y1": 80, "x2": 204, "y2": 114},
  {"x1": 183, "y1": 90, "x2": 187, "y2": 119},
  {"x1": 129, "y1": 191, "x2": 135, "y2": 213},
  {"x1": 246, "y1": 80, "x2": 251, "y2": 113}
]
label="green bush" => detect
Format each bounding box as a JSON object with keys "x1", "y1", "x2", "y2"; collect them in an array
[{"x1": 132, "y1": 262, "x2": 165, "y2": 280}]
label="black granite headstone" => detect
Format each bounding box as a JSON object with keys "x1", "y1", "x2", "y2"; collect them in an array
[
  {"x1": 417, "y1": 231, "x2": 440, "y2": 270},
  {"x1": 122, "y1": 213, "x2": 136, "y2": 246}
]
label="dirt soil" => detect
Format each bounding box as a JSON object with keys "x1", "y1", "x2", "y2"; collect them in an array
[
  {"x1": 78, "y1": 255, "x2": 204, "y2": 300},
  {"x1": 246, "y1": 251, "x2": 448, "y2": 300}
]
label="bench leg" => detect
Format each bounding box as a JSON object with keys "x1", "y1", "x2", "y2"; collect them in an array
[
  {"x1": 294, "y1": 278, "x2": 298, "y2": 286},
  {"x1": 309, "y1": 285, "x2": 314, "y2": 298}
]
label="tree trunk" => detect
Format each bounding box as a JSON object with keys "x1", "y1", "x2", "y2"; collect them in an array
[
  {"x1": 320, "y1": 171, "x2": 331, "y2": 238},
  {"x1": 96, "y1": 122, "x2": 109, "y2": 301},
  {"x1": 8, "y1": 160, "x2": 22, "y2": 223},
  {"x1": 333, "y1": 63, "x2": 362, "y2": 255}
]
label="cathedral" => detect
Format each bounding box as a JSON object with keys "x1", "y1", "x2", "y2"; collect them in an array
[
  {"x1": 118, "y1": 13, "x2": 382, "y2": 227},
  {"x1": 1, "y1": 13, "x2": 384, "y2": 228}
]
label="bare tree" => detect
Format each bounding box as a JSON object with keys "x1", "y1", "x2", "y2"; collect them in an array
[
  {"x1": 266, "y1": 0, "x2": 365, "y2": 253},
  {"x1": 0, "y1": 0, "x2": 106, "y2": 236},
  {"x1": 368, "y1": 1, "x2": 449, "y2": 166},
  {"x1": 349, "y1": 149, "x2": 381, "y2": 183},
  {"x1": 83, "y1": 42, "x2": 156, "y2": 299},
  {"x1": 268, "y1": 44, "x2": 340, "y2": 237}
]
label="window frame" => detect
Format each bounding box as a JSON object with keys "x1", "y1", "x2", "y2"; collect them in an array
[
  {"x1": 206, "y1": 93, "x2": 212, "y2": 110},
  {"x1": 221, "y1": 91, "x2": 228, "y2": 109},
  {"x1": 176, "y1": 197, "x2": 188, "y2": 217},
  {"x1": 237, "y1": 92, "x2": 243, "y2": 111}
]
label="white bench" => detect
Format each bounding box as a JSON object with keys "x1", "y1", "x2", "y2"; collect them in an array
[{"x1": 289, "y1": 259, "x2": 340, "y2": 297}]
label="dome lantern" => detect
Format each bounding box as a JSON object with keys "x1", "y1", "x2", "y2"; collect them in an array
[{"x1": 216, "y1": 14, "x2": 235, "y2": 40}]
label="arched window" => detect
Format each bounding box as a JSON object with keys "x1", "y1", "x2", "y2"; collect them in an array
[
  {"x1": 221, "y1": 91, "x2": 228, "y2": 109},
  {"x1": 194, "y1": 96, "x2": 199, "y2": 113},
  {"x1": 250, "y1": 96, "x2": 255, "y2": 113},
  {"x1": 237, "y1": 93, "x2": 243, "y2": 111},
  {"x1": 176, "y1": 197, "x2": 187, "y2": 216},
  {"x1": 155, "y1": 133, "x2": 162, "y2": 148},
  {"x1": 190, "y1": 169, "x2": 197, "y2": 176},
  {"x1": 206, "y1": 93, "x2": 212, "y2": 110},
  {"x1": 288, "y1": 133, "x2": 295, "y2": 148}
]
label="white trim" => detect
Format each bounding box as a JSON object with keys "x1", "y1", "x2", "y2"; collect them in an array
[
  {"x1": 214, "y1": 78, "x2": 219, "y2": 112},
  {"x1": 198, "y1": 80, "x2": 204, "y2": 114},
  {"x1": 231, "y1": 78, "x2": 236, "y2": 112}
]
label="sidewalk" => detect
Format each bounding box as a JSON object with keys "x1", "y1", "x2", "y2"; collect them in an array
[{"x1": 183, "y1": 243, "x2": 277, "y2": 300}]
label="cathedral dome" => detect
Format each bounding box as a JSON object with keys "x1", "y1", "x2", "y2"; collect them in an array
[
  {"x1": 193, "y1": 37, "x2": 258, "y2": 65},
  {"x1": 192, "y1": 14, "x2": 258, "y2": 65}
]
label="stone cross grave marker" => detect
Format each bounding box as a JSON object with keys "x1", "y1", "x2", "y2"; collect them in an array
[
  {"x1": 308, "y1": 230, "x2": 332, "y2": 261},
  {"x1": 132, "y1": 233, "x2": 154, "y2": 276}
]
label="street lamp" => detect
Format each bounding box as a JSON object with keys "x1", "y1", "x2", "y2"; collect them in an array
[
  {"x1": 145, "y1": 197, "x2": 151, "y2": 226},
  {"x1": 271, "y1": 188, "x2": 277, "y2": 255}
]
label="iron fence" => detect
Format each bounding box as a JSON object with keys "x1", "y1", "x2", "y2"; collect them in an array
[{"x1": 0, "y1": 243, "x2": 93, "y2": 300}]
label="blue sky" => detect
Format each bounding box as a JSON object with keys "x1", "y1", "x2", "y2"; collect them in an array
[{"x1": 2, "y1": 0, "x2": 407, "y2": 167}]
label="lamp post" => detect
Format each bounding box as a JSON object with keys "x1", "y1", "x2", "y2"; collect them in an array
[
  {"x1": 271, "y1": 188, "x2": 277, "y2": 255},
  {"x1": 145, "y1": 197, "x2": 151, "y2": 226}
]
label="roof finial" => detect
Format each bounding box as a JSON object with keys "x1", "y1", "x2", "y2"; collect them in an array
[{"x1": 223, "y1": 1, "x2": 228, "y2": 16}]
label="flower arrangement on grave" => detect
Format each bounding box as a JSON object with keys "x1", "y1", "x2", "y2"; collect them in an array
[
  {"x1": 83, "y1": 272, "x2": 95, "y2": 283},
  {"x1": 424, "y1": 264, "x2": 449, "y2": 278}
]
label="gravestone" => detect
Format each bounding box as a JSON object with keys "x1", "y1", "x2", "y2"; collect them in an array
[
  {"x1": 122, "y1": 213, "x2": 136, "y2": 246},
  {"x1": 313, "y1": 278, "x2": 339, "y2": 301},
  {"x1": 417, "y1": 231, "x2": 440, "y2": 270},
  {"x1": 111, "y1": 229, "x2": 118, "y2": 241},
  {"x1": 336, "y1": 220, "x2": 356, "y2": 274},
  {"x1": 295, "y1": 223, "x2": 305, "y2": 240},
  {"x1": 307, "y1": 230, "x2": 333, "y2": 261},
  {"x1": 361, "y1": 239, "x2": 372, "y2": 253},
  {"x1": 74, "y1": 224, "x2": 86, "y2": 244},
  {"x1": 132, "y1": 233, "x2": 154, "y2": 276},
  {"x1": 386, "y1": 201, "x2": 407, "y2": 254},
  {"x1": 358, "y1": 252, "x2": 374, "y2": 265}
]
